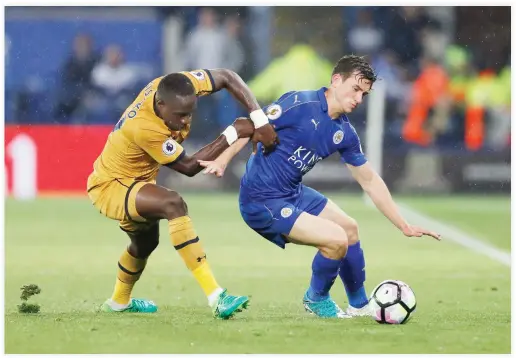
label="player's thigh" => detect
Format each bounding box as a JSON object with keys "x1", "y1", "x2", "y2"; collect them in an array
[
  {"x1": 317, "y1": 199, "x2": 359, "y2": 244},
  {"x1": 297, "y1": 185, "x2": 328, "y2": 216},
  {"x1": 239, "y1": 200, "x2": 345, "y2": 250},
  {"x1": 132, "y1": 183, "x2": 188, "y2": 221},
  {"x1": 287, "y1": 185, "x2": 348, "y2": 247},
  {"x1": 88, "y1": 176, "x2": 161, "y2": 239},
  {"x1": 87, "y1": 176, "x2": 136, "y2": 222},
  {"x1": 286, "y1": 211, "x2": 347, "y2": 249}
]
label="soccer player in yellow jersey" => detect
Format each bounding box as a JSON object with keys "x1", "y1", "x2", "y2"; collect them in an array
[{"x1": 87, "y1": 68, "x2": 278, "y2": 319}]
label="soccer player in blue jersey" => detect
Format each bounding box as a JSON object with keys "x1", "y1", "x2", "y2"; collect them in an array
[{"x1": 199, "y1": 55, "x2": 441, "y2": 319}]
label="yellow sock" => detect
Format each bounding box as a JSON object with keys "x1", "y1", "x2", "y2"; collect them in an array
[
  {"x1": 169, "y1": 216, "x2": 221, "y2": 299},
  {"x1": 191, "y1": 262, "x2": 220, "y2": 297},
  {"x1": 111, "y1": 249, "x2": 147, "y2": 305}
]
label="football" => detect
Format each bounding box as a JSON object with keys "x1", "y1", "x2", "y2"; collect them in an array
[{"x1": 369, "y1": 280, "x2": 417, "y2": 324}]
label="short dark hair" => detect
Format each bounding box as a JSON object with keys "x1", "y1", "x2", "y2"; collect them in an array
[
  {"x1": 332, "y1": 55, "x2": 377, "y2": 84},
  {"x1": 157, "y1": 73, "x2": 196, "y2": 99}
]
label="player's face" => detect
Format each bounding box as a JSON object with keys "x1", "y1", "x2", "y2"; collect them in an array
[
  {"x1": 331, "y1": 71, "x2": 372, "y2": 113},
  {"x1": 158, "y1": 94, "x2": 196, "y2": 131}
]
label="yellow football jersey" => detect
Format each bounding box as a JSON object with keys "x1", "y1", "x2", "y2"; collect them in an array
[{"x1": 91, "y1": 69, "x2": 215, "y2": 182}]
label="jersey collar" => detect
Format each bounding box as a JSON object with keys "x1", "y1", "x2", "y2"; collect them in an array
[
  {"x1": 317, "y1": 86, "x2": 349, "y2": 123},
  {"x1": 317, "y1": 87, "x2": 329, "y2": 112}
]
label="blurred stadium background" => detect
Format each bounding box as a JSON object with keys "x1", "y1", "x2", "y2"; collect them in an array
[{"x1": 4, "y1": 6, "x2": 511, "y2": 354}]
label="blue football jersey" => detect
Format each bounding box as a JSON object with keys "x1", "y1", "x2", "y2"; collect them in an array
[{"x1": 240, "y1": 87, "x2": 367, "y2": 201}]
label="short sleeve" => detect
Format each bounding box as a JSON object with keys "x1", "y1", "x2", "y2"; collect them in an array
[
  {"x1": 263, "y1": 102, "x2": 293, "y2": 128},
  {"x1": 134, "y1": 127, "x2": 185, "y2": 165},
  {"x1": 180, "y1": 69, "x2": 215, "y2": 96},
  {"x1": 338, "y1": 125, "x2": 367, "y2": 167}
]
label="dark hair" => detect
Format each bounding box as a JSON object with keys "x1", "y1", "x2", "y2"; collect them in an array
[
  {"x1": 332, "y1": 55, "x2": 377, "y2": 84},
  {"x1": 157, "y1": 73, "x2": 196, "y2": 100}
]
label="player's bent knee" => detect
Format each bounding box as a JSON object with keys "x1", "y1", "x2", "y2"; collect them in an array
[
  {"x1": 143, "y1": 237, "x2": 159, "y2": 254},
  {"x1": 130, "y1": 239, "x2": 159, "y2": 258},
  {"x1": 162, "y1": 191, "x2": 187, "y2": 220},
  {"x1": 126, "y1": 225, "x2": 160, "y2": 258},
  {"x1": 328, "y1": 237, "x2": 348, "y2": 259},
  {"x1": 321, "y1": 224, "x2": 348, "y2": 259}
]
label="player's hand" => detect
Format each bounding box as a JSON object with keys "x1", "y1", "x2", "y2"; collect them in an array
[
  {"x1": 402, "y1": 224, "x2": 441, "y2": 241},
  {"x1": 252, "y1": 123, "x2": 279, "y2": 154},
  {"x1": 198, "y1": 160, "x2": 227, "y2": 177},
  {"x1": 232, "y1": 117, "x2": 255, "y2": 138}
]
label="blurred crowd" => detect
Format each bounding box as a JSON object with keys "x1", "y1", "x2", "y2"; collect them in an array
[
  {"x1": 343, "y1": 7, "x2": 511, "y2": 152},
  {"x1": 54, "y1": 37, "x2": 153, "y2": 124},
  {"x1": 5, "y1": 6, "x2": 510, "y2": 152}
]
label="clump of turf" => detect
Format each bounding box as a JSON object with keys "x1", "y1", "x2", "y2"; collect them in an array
[{"x1": 18, "y1": 284, "x2": 41, "y2": 313}]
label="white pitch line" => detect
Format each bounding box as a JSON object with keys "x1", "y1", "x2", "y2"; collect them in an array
[{"x1": 397, "y1": 203, "x2": 511, "y2": 267}]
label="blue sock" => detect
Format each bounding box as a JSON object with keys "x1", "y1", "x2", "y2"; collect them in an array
[
  {"x1": 307, "y1": 251, "x2": 341, "y2": 302},
  {"x1": 339, "y1": 241, "x2": 368, "y2": 308}
]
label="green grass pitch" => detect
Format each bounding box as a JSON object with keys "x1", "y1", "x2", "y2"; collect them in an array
[{"x1": 5, "y1": 193, "x2": 510, "y2": 353}]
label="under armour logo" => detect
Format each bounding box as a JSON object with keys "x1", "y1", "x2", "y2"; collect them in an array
[
  {"x1": 311, "y1": 119, "x2": 320, "y2": 130},
  {"x1": 196, "y1": 254, "x2": 207, "y2": 263}
]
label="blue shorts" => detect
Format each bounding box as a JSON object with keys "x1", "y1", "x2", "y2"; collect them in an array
[{"x1": 239, "y1": 185, "x2": 328, "y2": 249}]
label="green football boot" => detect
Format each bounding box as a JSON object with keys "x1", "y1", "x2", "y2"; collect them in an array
[
  {"x1": 303, "y1": 291, "x2": 349, "y2": 318},
  {"x1": 100, "y1": 298, "x2": 158, "y2": 313},
  {"x1": 211, "y1": 289, "x2": 250, "y2": 319}
]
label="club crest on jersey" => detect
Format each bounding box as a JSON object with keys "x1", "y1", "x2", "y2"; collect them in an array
[
  {"x1": 190, "y1": 71, "x2": 205, "y2": 81},
  {"x1": 333, "y1": 130, "x2": 344, "y2": 144},
  {"x1": 266, "y1": 104, "x2": 282, "y2": 120},
  {"x1": 281, "y1": 207, "x2": 293, "y2": 218},
  {"x1": 162, "y1": 139, "x2": 177, "y2": 156}
]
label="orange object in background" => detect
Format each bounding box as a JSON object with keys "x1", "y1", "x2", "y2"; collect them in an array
[
  {"x1": 464, "y1": 106, "x2": 484, "y2": 150},
  {"x1": 463, "y1": 70, "x2": 495, "y2": 151},
  {"x1": 404, "y1": 65, "x2": 496, "y2": 150},
  {"x1": 403, "y1": 63, "x2": 449, "y2": 146}
]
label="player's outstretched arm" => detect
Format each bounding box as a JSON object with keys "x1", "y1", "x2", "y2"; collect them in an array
[
  {"x1": 198, "y1": 138, "x2": 250, "y2": 177},
  {"x1": 347, "y1": 162, "x2": 441, "y2": 241},
  {"x1": 209, "y1": 69, "x2": 279, "y2": 152},
  {"x1": 167, "y1": 118, "x2": 254, "y2": 177}
]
